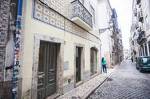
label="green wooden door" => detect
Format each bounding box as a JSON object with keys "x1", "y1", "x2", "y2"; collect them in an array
[{"x1": 37, "y1": 41, "x2": 59, "y2": 99}]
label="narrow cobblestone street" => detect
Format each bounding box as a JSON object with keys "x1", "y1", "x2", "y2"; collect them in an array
[{"x1": 88, "y1": 60, "x2": 150, "y2": 99}]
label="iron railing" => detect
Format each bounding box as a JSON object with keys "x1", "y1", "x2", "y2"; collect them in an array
[{"x1": 71, "y1": 0, "x2": 93, "y2": 28}]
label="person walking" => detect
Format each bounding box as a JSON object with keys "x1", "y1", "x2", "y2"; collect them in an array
[{"x1": 101, "y1": 57, "x2": 107, "y2": 73}]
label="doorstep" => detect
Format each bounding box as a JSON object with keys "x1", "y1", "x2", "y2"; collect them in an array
[{"x1": 56, "y1": 68, "x2": 116, "y2": 99}]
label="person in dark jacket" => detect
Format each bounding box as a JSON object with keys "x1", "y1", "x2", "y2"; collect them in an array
[{"x1": 101, "y1": 57, "x2": 107, "y2": 73}]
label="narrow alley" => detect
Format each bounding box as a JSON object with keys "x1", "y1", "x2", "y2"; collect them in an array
[
  {"x1": 1, "y1": 0, "x2": 150, "y2": 99},
  {"x1": 88, "y1": 60, "x2": 150, "y2": 99}
]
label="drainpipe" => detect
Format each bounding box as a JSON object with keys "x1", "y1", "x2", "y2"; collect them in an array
[{"x1": 12, "y1": 0, "x2": 23, "y2": 99}]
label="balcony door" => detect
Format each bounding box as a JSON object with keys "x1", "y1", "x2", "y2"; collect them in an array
[{"x1": 37, "y1": 41, "x2": 60, "y2": 99}]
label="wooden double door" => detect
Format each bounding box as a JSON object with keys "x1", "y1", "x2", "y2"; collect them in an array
[{"x1": 37, "y1": 41, "x2": 60, "y2": 99}]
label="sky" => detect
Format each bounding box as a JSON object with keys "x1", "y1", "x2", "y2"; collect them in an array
[{"x1": 109, "y1": 0, "x2": 133, "y2": 50}]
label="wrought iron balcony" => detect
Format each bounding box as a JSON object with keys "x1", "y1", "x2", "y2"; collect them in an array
[
  {"x1": 71, "y1": 0, "x2": 93, "y2": 31},
  {"x1": 137, "y1": 31, "x2": 146, "y2": 45}
]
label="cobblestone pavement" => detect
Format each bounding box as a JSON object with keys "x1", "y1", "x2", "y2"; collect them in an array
[{"x1": 88, "y1": 60, "x2": 150, "y2": 99}]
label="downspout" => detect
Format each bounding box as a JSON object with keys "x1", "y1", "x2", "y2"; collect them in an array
[{"x1": 12, "y1": 0, "x2": 23, "y2": 99}]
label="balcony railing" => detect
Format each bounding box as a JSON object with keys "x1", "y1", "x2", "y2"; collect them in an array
[
  {"x1": 71, "y1": 0, "x2": 93, "y2": 31},
  {"x1": 137, "y1": 31, "x2": 146, "y2": 44}
]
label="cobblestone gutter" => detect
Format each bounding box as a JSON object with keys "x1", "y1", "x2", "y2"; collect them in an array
[{"x1": 56, "y1": 68, "x2": 115, "y2": 99}]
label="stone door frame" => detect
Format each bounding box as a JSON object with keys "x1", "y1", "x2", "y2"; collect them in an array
[
  {"x1": 74, "y1": 43, "x2": 85, "y2": 87},
  {"x1": 31, "y1": 34, "x2": 64, "y2": 99}
]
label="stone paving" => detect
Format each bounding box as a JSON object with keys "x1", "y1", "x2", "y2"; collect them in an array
[
  {"x1": 56, "y1": 68, "x2": 115, "y2": 99},
  {"x1": 88, "y1": 60, "x2": 150, "y2": 99}
]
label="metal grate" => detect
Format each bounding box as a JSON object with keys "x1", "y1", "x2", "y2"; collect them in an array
[{"x1": 71, "y1": 0, "x2": 93, "y2": 28}]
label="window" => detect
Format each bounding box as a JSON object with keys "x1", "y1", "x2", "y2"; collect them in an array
[{"x1": 90, "y1": 5, "x2": 95, "y2": 25}]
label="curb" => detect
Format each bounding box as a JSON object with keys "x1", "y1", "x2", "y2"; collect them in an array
[
  {"x1": 84, "y1": 63, "x2": 120, "y2": 99},
  {"x1": 85, "y1": 71, "x2": 114, "y2": 99}
]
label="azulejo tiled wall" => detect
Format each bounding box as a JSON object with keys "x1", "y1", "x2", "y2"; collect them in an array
[
  {"x1": 0, "y1": 0, "x2": 10, "y2": 81},
  {"x1": 34, "y1": 0, "x2": 65, "y2": 29},
  {"x1": 39, "y1": 0, "x2": 69, "y2": 17},
  {"x1": 33, "y1": 0, "x2": 100, "y2": 43}
]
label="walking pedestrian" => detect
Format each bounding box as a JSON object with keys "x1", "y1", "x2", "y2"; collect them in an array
[{"x1": 101, "y1": 57, "x2": 107, "y2": 73}]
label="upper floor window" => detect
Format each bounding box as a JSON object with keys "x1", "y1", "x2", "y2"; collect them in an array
[{"x1": 90, "y1": 5, "x2": 95, "y2": 25}]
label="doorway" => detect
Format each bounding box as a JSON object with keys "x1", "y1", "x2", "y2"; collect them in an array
[
  {"x1": 37, "y1": 41, "x2": 60, "y2": 99},
  {"x1": 90, "y1": 48, "x2": 97, "y2": 75},
  {"x1": 75, "y1": 47, "x2": 83, "y2": 83}
]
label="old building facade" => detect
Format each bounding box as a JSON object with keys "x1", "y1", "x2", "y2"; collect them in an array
[
  {"x1": 111, "y1": 9, "x2": 124, "y2": 65},
  {"x1": 0, "y1": 0, "x2": 101, "y2": 99},
  {"x1": 131, "y1": 0, "x2": 150, "y2": 60}
]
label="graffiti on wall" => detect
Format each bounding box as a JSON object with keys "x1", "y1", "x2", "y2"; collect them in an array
[
  {"x1": 12, "y1": 16, "x2": 22, "y2": 99},
  {"x1": 12, "y1": 0, "x2": 23, "y2": 98},
  {"x1": 5, "y1": 0, "x2": 18, "y2": 81}
]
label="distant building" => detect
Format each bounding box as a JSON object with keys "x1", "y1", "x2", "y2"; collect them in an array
[
  {"x1": 98, "y1": 0, "x2": 123, "y2": 67},
  {"x1": 124, "y1": 49, "x2": 130, "y2": 59},
  {"x1": 98, "y1": 0, "x2": 114, "y2": 68},
  {"x1": 111, "y1": 9, "x2": 124, "y2": 64}
]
